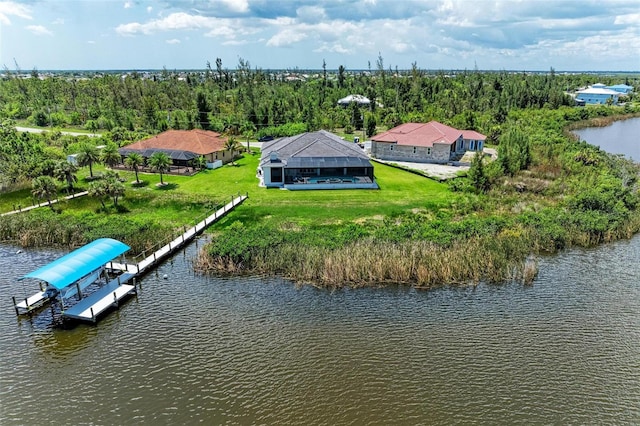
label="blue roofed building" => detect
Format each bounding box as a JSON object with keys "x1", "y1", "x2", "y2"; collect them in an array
[
  {"x1": 576, "y1": 84, "x2": 621, "y2": 105},
  {"x1": 606, "y1": 84, "x2": 634, "y2": 94}
]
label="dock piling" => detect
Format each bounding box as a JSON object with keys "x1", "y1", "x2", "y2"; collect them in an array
[{"x1": 12, "y1": 296, "x2": 19, "y2": 315}]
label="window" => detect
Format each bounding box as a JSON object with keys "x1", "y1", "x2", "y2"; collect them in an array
[
  {"x1": 427, "y1": 148, "x2": 431, "y2": 156},
  {"x1": 271, "y1": 167, "x2": 283, "y2": 183},
  {"x1": 470, "y1": 140, "x2": 476, "y2": 150},
  {"x1": 390, "y1": 144, "x2": 394, "y2": 151},
  {"x1": 413, "y1": 146, "x2": 417, "y2": 154}
]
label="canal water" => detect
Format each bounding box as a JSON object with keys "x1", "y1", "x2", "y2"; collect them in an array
[
  {"x1": 1, "y1": 235, "x2": 639, "y2": 425},
  {"x1": 573, "y1": 117, "x2": 640, "y2": 161},
  {"x1": 2, "y1": 117, "x2": 639, "y2": 424}
]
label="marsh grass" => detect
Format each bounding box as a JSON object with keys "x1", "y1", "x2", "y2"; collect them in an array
[
  {"x1": 196, "y1": 207, "x2": 640, "y2": 288},
  {"x1": 195, "y1": 233, "x2": 541, "y2": 288}
]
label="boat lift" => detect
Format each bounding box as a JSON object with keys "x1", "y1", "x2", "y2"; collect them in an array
[{"x1": 13, "y1": 238, "x2": 136, "y2": 322}]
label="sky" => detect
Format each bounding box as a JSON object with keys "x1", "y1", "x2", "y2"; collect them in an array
[{"x1": 1, "y1": 0, "x2": 639, "y2": 71}]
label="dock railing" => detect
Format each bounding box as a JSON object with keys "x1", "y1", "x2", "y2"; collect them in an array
[{"x1": 124, "y1": 192, "x2": 248, "y2": 269}]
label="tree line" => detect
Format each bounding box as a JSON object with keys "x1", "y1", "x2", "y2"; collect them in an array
[
  {"x1": 5, "y1": 58, "x2": 636, "y2": 140},
  {"x1": 1, "y1": 58, "x2": 638, "y2": 193}
]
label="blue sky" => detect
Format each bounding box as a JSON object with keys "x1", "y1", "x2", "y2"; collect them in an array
[{"x1": 1, "y1": 0, "x2": 639, "y2": 71}]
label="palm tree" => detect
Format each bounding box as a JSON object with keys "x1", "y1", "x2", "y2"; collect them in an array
[
  {"x1": 240, "y1": 121, "x2": 256, "y2": 152},
  {"x1": 124, "y1": 152, "x2": 144, "y2": 183},
  {"x1": 224, "y1": 137, "x2": 242, "y2": 165},
  {"x1": 104, "y1": 175, "x2": 125, "y2": 207},
  {"x1": 101, "y1": 142, "x2": 121, "y2": 169},
  {"x1": 193, "y1": 155, "x2": 207, "y2": 171},
  {"x1": 53, "y1": 160, "x2": 78, "y2": 194},
  {"x1": 76, "y1": 143, "x2": 100, "y2": 178},
  {"x1": 88, "y1": 179, "x2": 108, "y2": 209},
  {"x1": 148, "y1": 151, "x2": 171, "y2": 185},
  {"x1": 31, "y1": 176, "x2": 57, "y2": 208}
]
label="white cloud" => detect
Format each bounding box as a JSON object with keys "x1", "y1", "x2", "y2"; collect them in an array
[
  {"x1": 314, "y1": 42, "x2": 351, "y2": 54},
  {"x1": 92, "y1": 0, "x2": 640, "y2": 70},
  {"x1": 266, "y1": 29, "x2": 307, "y2": 47},
  {"x1": 204, "y1": 26, "x2": 234, "y2": 38},
  {"x1": 166, "y1": 38, "x2": 180, "y2": 44},
  {"x1": 116, "y1": 12, "x2": 222, "y2": 35},
  {"x1": 124, "y1": 1, "x2": 132, "y2": 9},
  {"x1": 26, "y1": 25, "x2": 52, "y2": 36},
  {"x1": 296, "y1": 6, "x2": 326, "y2": 23},
  {"x1": 0, "y1": 1, "x2": 32, "y2": 25},
  {"x1": 88, "y1": 40, "x2": 96, "y2": 44},
  {"x1": 221, "y1": 0, "x2": 249, "y2": 13},
  {"x1": 51, "y1": 18, "x2": 64, "y2": 25},
  {"x1": 614, "y1": 13, "x2": 640, "y2": 25}
]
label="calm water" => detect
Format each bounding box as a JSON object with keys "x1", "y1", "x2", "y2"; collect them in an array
[
  {"x1": 574, "y1": 117, "x2": 640, "y2": 161},
  {"x1": 1, "y1": 235, "x2": 639, "y2": 425}
]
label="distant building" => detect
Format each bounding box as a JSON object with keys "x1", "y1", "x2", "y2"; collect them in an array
[
  {"x1": 370, "y1": 121, "x2": 486, "y2": 164},
  {"x1": 337, "y1": 94, "x2": 371, "y2": 107},
  {"x1": 576, "y1": 84, "x2": 621, "y2": 105},
  {"x1": 606, "y1": 84, "x2": 633, "y2": 94}
]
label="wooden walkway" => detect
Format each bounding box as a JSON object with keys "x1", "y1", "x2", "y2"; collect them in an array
[
  {"x1": 1, "y1": 191, "x2": 88, "y2": 217},
  {"x1": 15, "y1": 194, "x2": 248, "y2": 323},
  {"x1": 108, "y1": 194, "x2": 248, "y2": 276}
]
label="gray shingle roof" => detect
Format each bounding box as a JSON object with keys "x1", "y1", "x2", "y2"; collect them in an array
[{"x1": 260, "y1": 130, "x2": 370, "y2": 168}]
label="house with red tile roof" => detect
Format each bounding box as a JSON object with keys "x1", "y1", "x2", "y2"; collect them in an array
[
  {"x1": 370, "y1": 121, "x2": 486, "y2": 164},
  {"x1": 119, "y1": 129, "x2": 237, "y2": 168}
]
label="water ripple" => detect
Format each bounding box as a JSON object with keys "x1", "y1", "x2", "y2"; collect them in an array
[{"x1": 1, "y1": 236, "x2": 639, "y2": 425}]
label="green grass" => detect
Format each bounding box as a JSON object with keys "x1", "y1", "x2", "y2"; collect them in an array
[{"x1": 2, "y1": 151, "x2": 457, "y2": 231}]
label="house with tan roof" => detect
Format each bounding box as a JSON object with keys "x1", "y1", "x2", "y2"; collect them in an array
[
  {"x1": 370, "y1": 121, "x2": 486, "y2": 164},
  {"x1": 119, "y1": 129, "x2": 237, "y2": 169}
]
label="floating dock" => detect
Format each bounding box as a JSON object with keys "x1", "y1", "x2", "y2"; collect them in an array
[
  {"x1": 13, "y1": 290, "x2": 49, "y2": 315},
  {"x1": 63, "y1": 273, "x2": 136, "y2": 321},
  {"x1": 13, "y1": 194, "x2": 247, "y2": 323}
]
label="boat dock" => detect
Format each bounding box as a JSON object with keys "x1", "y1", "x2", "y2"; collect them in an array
[
  {"x1": 13, "y1": 290, "x2": 48, "y2": 315},
  {"x1": 13, "y1": 194, "x2": 247, "y2": 323},
  {"x1": 63, "y1": 273, "x2": 136, "y2": 321},
  {"x1": 107, "y1": 194, "x2": 247, "y2": 276}
]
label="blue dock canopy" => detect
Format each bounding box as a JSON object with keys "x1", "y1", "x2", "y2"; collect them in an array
[{"x1": 20, "y1": 238, "x2": 130, "y2": 290}]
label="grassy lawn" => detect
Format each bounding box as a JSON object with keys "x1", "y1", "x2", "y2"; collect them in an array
[
  {"x1": 2, "y1": 151, "x2": 458, "y2": 230},
  {"x1": 148, "y1": 152, "x2": 457, "y2": 227}
]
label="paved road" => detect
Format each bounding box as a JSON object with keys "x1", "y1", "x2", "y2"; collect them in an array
[{"x1": 15, "y1": 126, "x2": 101, "y2": 137}]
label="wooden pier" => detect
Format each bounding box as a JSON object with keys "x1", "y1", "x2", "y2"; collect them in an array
[
  {"x1": 14, "y1": 194, "x2": 248, "y2": 323},
  {"x1": 107, "y1": 194, "x2": 247, "y2": 276}
]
